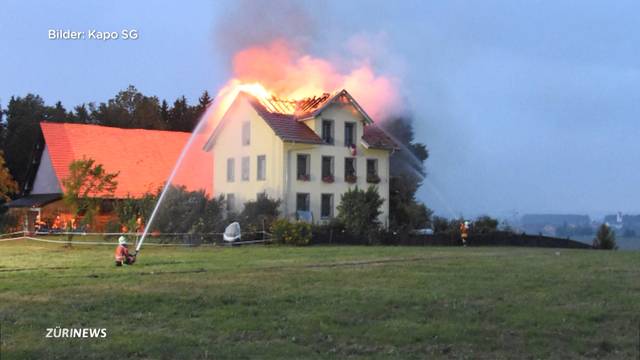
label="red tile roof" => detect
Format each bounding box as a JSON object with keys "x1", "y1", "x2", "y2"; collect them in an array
[
  {"x1": 362, "y1": 125, "x2": 399, "y2": 150},
  {"x1": 244, "y1": 94, "x2": 324, "y2": 144},
  {"x1": 40, "y1": 122, "x2": 212, "y2": 198}
]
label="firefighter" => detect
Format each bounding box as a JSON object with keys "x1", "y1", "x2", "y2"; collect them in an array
[
  {"x1": 460, "y1": 221, "x2": 469, "y2": 246},
  {"x1": 52, "y1": 215, "x2": 62, "y2": 231},
  {"x1": 135, "y1": 215, "x2": 145, "y2": 234},
  {"x1": 34, "y1": 214, "x2": 45, "y2": 232},
  {"x1": 114, "y1": 236, "x2": 136, "y2": 266}
]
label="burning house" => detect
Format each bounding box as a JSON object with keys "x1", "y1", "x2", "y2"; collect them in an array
[{"x1": 204, "y1": 89, "x2": 397, "y2": 225}]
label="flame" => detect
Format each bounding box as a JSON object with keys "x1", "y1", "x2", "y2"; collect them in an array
[{"x1": 208, "y1": 39, "x2": 400, "y2": 130}]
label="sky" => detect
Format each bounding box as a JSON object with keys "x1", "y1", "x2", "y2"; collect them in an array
[{"x1": 1, "y1": 0, "x2": 638, "y2": 219}]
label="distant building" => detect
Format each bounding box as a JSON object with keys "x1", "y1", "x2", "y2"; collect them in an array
[
  {"x1": 520, "y1": 214, "x2": 591, "y2": 236},
  {"x1": 604, "y1": 212, "x2": 640, "y2": 234}
]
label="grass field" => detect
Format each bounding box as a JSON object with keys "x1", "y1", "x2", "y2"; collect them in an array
[{"x1": 1, "y1": 240, "x2": 639, "y2": 359}]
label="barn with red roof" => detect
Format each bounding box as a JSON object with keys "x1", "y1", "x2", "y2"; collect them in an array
[{"x1": 9, "y1": 122, "x2": 212, "y2": 231}]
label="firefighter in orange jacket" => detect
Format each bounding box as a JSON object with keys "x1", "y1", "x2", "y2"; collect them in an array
[
  {"x1": 460, "y1": 221, "x2": 469, "y2": 246},
  {"x1": 114, "y1": 236, "x2": 136, "y2": 266}
]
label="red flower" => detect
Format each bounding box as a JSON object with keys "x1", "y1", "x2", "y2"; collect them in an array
[{"x1": 322, "y1": 175, "x2": 335, "y2": 183}]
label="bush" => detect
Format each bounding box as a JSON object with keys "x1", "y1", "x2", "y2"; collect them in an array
[
  {"x1": 271, "y1": 219, "x2": 311, "y2": 246},
  {"x1": 336, "y1": 186, "x2": 383, "y2": 239},
  {"x1": 238, "y1": 194, "x2": 280, "y2": 236},
  {"x1": 115, "y1": 193, "x2": 156, "y2": 232},
  {"x1": 151, "y1": 185, "x2": 225, "y2": 235},
  {"x1": 0, "y1": 211, "x2": 19, "y2": 233},
  {"x1": 593, "y1": 223, "x2": 617, "y2": 250},
  {"x1": 473, "y1": 215, "x2": 498, "y2": 234}
]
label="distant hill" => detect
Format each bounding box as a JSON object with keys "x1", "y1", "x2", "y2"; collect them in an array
[{"x1": 521, "y1": 214, "x2": 590, "y2": 226}]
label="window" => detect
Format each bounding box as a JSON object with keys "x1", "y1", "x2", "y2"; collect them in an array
[
  {"x1": 344, "y1": 122, "x2": 355, "y2": 147},
  {"x1": 226, "y1": 193, "x2": 235, "y2": 211},
  {"x1": 296, "y1": 193, "x2": 310, "y2": 212},
  {"x1": 226, "y1": 158, "x2": 235, "y2": 182},
  {"x1": 321, "y1": 194, "x2": 333, "y2": 218},
  {"x1": 321, "y1": 156, "x2": 334, "y2": 181},
  {"x1": 242, "y1": 122, "x2": 250, "y2": 146},
  {"x1": 241, "y1": 156, "x2": 250, "y2": 181},
  {"x1": 322, "y1": 120, "x2": 334, "y2": 144},
  {"x1": 345, "y1": 157, "x2": 356, "y2": 181},
  {"x1": 297, "y1": 154, "x2": 310, "y2": 180},
  {"x1": 367, "y1": 159, "x2": 380, "y2": 183},
  {"x1": 367, "y1": 159, "x2": 378, "y2": 176},
  {"x1": 257, "y1": 155, "x2": 266, "y2": 181}
]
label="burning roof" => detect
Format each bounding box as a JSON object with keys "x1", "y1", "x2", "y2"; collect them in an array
[{"x1": 206, "y1": 88, "x2": 397, "y2": 150}]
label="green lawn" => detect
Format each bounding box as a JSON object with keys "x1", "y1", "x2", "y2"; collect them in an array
[{"x1": 1, "y1": 241, "x2": 639, "y2": 359}]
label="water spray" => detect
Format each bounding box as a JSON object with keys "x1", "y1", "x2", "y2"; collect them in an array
[{"x1": 135, "y1": 103, "x2": 216, "y2": 254}]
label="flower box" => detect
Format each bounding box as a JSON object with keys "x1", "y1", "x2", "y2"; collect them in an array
[
  {"x1": 297, "y1": 174, "x2": 310, "y2": 181},
  {"x1": 345, "y1": 175, "x2": 358, "y2": 183},
  {"x1": 366, "y1": 174, "x2": 381, "y2": 184},
  {"x1": 322, "y1": 175, "x2": 335, "y2": 183}
]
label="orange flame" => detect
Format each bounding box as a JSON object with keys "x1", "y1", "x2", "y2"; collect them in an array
[{"x1": 209, "y1": 39, "x2": 400, "y2": 128}]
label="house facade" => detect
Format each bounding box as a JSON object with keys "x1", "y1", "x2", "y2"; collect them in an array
[{"x1": 205, "y1": 89, "x2": 397, "y2": 225}]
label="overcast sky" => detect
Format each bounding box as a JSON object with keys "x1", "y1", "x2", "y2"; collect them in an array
[{"x1": 1, "y1": 0, "x2": 638, "y2": 219}]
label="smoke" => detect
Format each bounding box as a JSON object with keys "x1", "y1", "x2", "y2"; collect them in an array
[
  {"x1": 213, "y1": 1, "x2": 404, "y2": 122},
  {"x1": 214, "y1": 0, "x2": 318, "y2": 62}
]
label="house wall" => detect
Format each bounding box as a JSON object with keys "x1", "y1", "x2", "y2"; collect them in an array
[
  {"x1": 31, "y1": 146, "x2": 62, "y2": 194},
  {"x1": 213, "y1": 98, "x2": 285, "y2": 211},
  {"x1": 284, "y1": 104, "x2": 390, "y2": 226}
]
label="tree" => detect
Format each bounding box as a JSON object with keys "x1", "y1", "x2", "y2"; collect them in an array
[
  {"x1": 48, "y1": 101, "x2": 72, "y2": 122},
  {"x1": 593, "y1": 223, "x2": 617, "y2": 250},
  {"x1": 72, "y1": 104, "x2": 92, "y2": 124},
  {"x1": 0, "y1": 151, "x2": 18, "y2": 202},
  {"x1": 198, "y1": 90, "x2": 213, "y2": 112},
  {"x1": 473, "y1": 215, "x2": 499, "y2": 234},
  {"x1": 91, "y1": 85, "x2": 165, "y2": 130},
  {"x1": 238, "y1": 194, "x2": 280, "y2": 234},
  {"x1": 337, "y1": 186, "x2": 384, "y2": 239},
  {"x1": 160, "y1": 100, "x2": 170, "y2": 128},
  {"x1": 167, "y1": 96, "x2": 198, "y2": 132},
  {"x1": 195, "y1": 90, "x2": 213, "y2": 122},
  {"x1": 432, "y1": 216, "x2": 451, "y2": 234},
  {"x1": 382, "y1": 115, "x2": 432, "y2": 231},
  {"x1": 2, "y1": 94, "x2": 49, "y2": 189},
  {"x1": 62, "y1": 158, "x2": 119, "y2": 227}
]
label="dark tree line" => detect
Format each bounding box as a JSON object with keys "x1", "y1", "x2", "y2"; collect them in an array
[{"x1": 0, "y1": 86, "x2": 212, "y2": 193}]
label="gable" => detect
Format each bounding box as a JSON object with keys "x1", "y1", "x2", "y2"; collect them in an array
[
  {"x1": 296, "y1": 89, "x2": 374, "y2": 124},
  {"x1": 31, "y1": 145, "x2": 62, "y2": 194}
]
